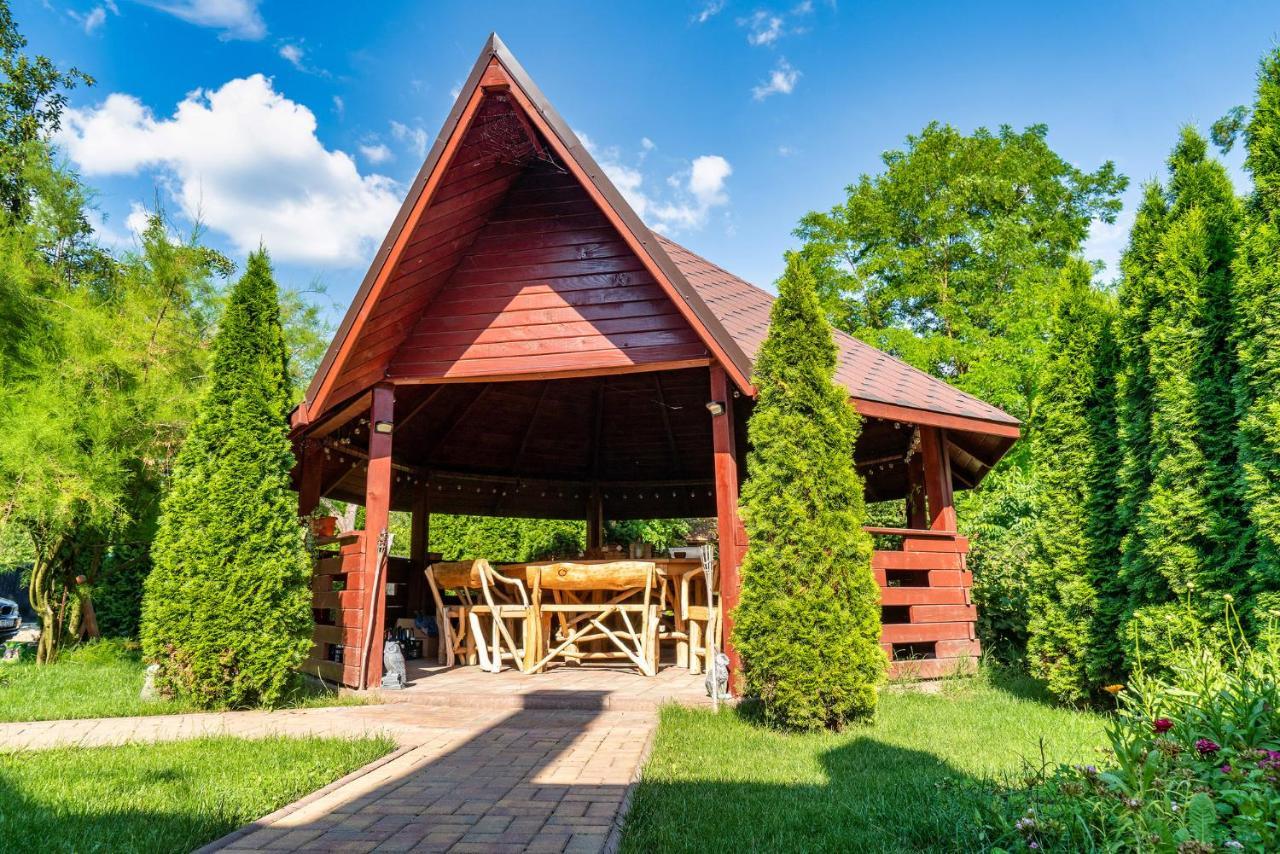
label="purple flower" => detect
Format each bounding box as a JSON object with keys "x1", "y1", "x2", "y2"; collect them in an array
[
  {"x1": 1195, "y1": 738, "x2": 1221, "y2": 756},
  {"x1": 1029, "y1": 843, "x2": 1040, "y2": 850},
  {"x1": 1153, "y1": 718, "x2": 1173, "y2": 733},
  {"x1": 1221, "y1": 763, "x2": 1233, "y2": 774}
]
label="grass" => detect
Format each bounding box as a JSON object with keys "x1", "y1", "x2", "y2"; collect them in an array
[
  {"x1": 0, "y1": 639, "x2": 363, "y2": 722},
  {"x1": 0, "y1": 734, "x2": 394, "y2": 853},
  {"x1": 621, "y1": 670, "x2": 1107, "y2": 853}
]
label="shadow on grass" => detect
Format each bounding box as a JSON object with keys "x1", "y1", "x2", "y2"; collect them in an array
[{"x1": 619, "y1": 706, "x2": 1008, "y2": 850}]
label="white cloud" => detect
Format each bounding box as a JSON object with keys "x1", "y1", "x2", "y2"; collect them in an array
[
  {"x1": 579, "y1": 132, "x2": 732, "y2": 233},
  {"x1": 331, "y1": 95, "x2": 345, "y2": 118},
  {"x1": 744, "y1": 11, "x2": 784, "y2": 45},
  {"x1": 693, "y1": 0, "x2": 725, "y2": 23},
  {"x1": 58, "y1": 74, "x2": 402, "y2": 265},
  {"x1": 359, "y1": 142, "x2": 392, "y2": 165},
  {"x1": 135, "y1": 0, "x2": 266, "y2": 40},
  {"x1": 124, "y1": 201, "x2": 152, "y2": 235},
  {"x1": 752, "y1": 58, "x2": 800, "y2": 99},
  {"x1": 390, "y1": 121, "x2": 429, "y2": 159},
  {"x1": 278, "y1": 43, "x2": 304, "y2": 69},
  {"x1": 777, "y1": 144, "x2": 797, "y2": 156},
  {"x1": 448, "y1": 81, "x2": 462, "y2": 100},
  {"x1": 68, "y1": 2, "x2": 116, "y2": 34}
]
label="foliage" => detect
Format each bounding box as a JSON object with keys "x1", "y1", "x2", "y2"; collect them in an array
[
  {"x1": 964, "y1": 465, "x2": 1038, "y2": 661},
  {"x1": 0, "y1": 735, "x2": 393, "y2": 852},
  {"x1": 1125, "y1": 130, "x2": 1242, "y2": 619},
  {"x1": 621, "y1": 674, "x2": 1104, "y2": 853},
  {"x1": 1024, "y1": 260, "x2": 1122, "y2": 703},
  {"x1": 794, "y1": 121, "x2": 1125, "y2": 422},
  {"x1": 1123, "y1": 601, "x2": 1226, "y2": 678},
  {"x1": 1233, "y1": 49, "x2": 1280, "y2": 598},
  {"x1": 983, "y1": 607, "x2": 1280, "y2": 851},
  {"x1": 734, "y1": 253, "x2": 883, "y2": 730},
  {"x1": 428, "y1": 514, "x2": 585, "y2": 563},
  {"x1": 0, "y1": 0, "x2": 92, "y2": 219},
  {"x1": 141, "y1": 251, "x2": 312, "y2": 708}
]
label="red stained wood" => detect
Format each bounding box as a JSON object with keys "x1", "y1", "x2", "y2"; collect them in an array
[
  {"x1": 360, "y1": 384, "x2": 395, "y2": 689},
  {"x1": 920, "y1": 426, "x2": 957, "y2": 532},
  {"x1": 710, "y1": 363, "x2": 744, "y2": 682},
  {"x1": 879, "y1": 587, "x2": 967, "y2": 606},
  {"x1": 881, "y1": 622, "x2": 973, "y2": 643},
  {"x1": 935, "y1": 639, "x2": 982, "y2": 658},
  {"x1": 909, "y1": 604, "x2": 977, "y2": 623},
  {"x1": 313, "y1": 624, "x2": 363, "y2": 647},
  {"x1": 903, "y1": 535, "x2": 970, "y2": 554},
  {"x1": 871, "y1": 550, "x2": 965, "y2": 570}
]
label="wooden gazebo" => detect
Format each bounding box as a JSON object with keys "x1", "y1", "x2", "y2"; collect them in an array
[{"x1": 291, "y1": 35, "x2": 1020, "y2": 690}]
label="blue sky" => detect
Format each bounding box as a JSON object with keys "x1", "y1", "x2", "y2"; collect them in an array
[{"x1": 16, "y1": 0, "x2": 1280, "y2": 318}]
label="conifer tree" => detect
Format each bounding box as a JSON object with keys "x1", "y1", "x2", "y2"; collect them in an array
[
  {"x1": 1234, "y1": 50, "x2": 1280, "y2": 605},
  {"x1": 733, "y1": 253, "x2": 884, "y2": 731},
  {"x1": 141, "y1": 250, "x2": 312, "y2": 708},
  {"x1": 1025, "y1": 260, "x2": 1121, "y2": 703},
  {"x1": 1132, "y1": 130, "x2": 1241, "y2": 615},
  {"x1": 1115, "y1": 183, "x2": 1169, "y2": 609}
]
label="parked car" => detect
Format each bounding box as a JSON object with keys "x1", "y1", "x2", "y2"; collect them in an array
[{"x1": 0, "y1": 596, "x2": 20, "y2": 640}]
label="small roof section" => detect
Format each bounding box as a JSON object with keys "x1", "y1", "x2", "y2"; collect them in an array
[
  {"x1": 296, "y1": 33, "x2": 1018, "y2": 445},
  {"x1": 659, "y1": 237, "x2": 1020, "y2": 437}
]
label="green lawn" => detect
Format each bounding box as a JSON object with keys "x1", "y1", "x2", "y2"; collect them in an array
[
  {"x1": 0, "y1": 640, "x2": 362, "y2": 722},
  {"x1": 622, "y1": 673, "x2": 1106, "y2": 853},
  {"x1": 0, "y1": 735, "x2": 393, "y2": 853}
]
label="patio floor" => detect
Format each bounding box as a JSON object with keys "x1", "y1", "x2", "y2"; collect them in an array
[{"x1": 376, "y1": 662, "x2": 719, "y2": 712}]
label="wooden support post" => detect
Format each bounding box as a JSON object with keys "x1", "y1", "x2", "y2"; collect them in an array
[
  {"x1": 710, "y1": 363, "x2": 744, "y2": 686},
  {"x1": 586, "y1": 488, "x2": 604, "y2": 555},
  {"x1": 362, "y1": 383, "x2": 395, "y2": 689},
  {"x1": 906, "y1": 449, "x2": 927, "y2": 530},
  {"x1": 411, "y1": 488, "x2": 430, "y2": 567},
  {"x1": 297, "y1": 438, "x2": 323, "y2": 518},
  {"x1": 919, "y1": 426, "x2": 956, "y2": 532}
]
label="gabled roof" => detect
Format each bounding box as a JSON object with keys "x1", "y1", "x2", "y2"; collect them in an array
[{"x1": 296, "y1": 33, "x2": 1019, "y2": 442}]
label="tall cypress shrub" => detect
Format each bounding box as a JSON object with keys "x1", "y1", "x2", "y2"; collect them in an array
[
  {"x1": 733, "y1": 252, "x2": 884, "y2": 731},
  {"x1": 1133, "y1": 131, "x2": 1240, "y2": 607},
  {"x1": 1025, "y1": 261, "x2": 1121, "y2": 703},
  {"x1": 1234, "y1": 50, "x2": 1280, "y2": 607},
  {"x1": 1115, "y1": 183, "x2": 1169, "y2": 609},
  {"x1": 141, "y1": 250, "x2": 311, "y2": 708}
]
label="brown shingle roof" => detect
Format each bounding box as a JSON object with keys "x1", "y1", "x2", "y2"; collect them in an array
[{"x1": 657, "y1": 235, "x2": 1021, "y2": 429}]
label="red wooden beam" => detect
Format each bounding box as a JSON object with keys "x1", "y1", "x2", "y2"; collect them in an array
[
  {"x1": 361, "y1": 383, "x2": 395, "y2": 689},
  {"x1": 710, "y1": 363, "x2": 744, "y2": 686},
  {"x1": 297, "y1": 439, "x2": 323, "y2": 518},
  {"x1": 919, "y1": 426, "x2": 957, "y2": 532}
]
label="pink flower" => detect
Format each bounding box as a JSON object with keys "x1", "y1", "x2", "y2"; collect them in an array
[
  {"x1": 1221, "y1": 763, "x2": 1233, "y2": 774},
  {"x1": 1195, "y1": 738, "x2": 1221, "y2": 756},
  {"x1": 1153, "y1": 718, "x2": 1173, "y2": 733}
]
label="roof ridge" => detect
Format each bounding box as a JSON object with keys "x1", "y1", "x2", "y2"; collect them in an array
[{"x1": 656, "y1": 235, "x2": 1020, "y2": 426}]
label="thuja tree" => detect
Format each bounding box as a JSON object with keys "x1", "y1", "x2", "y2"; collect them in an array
[
  {"x1": 141, "y1": 250, "x2": 311, "y2": 708},
  {"x1": 1024, "y1": 260, "x2": 1121, "y2": 703},
  {"x1": 1233, "y1": 50, "x2": 1280, "y2": 609},
  {"x1": 1130, "y1": 130, "x2": 1240, "y2": 617},
  {"x1": 1114, "y1": 183, "x2": 1169, "y2": 612},
  {"x1": 733, "y1": 252, "x2": 883, "y2": 731}
]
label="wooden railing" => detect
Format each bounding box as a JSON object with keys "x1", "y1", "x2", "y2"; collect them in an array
[
  {"x1": 865, "y1": 527, "x2": 980, "y2": 679},
  {"x1": 305, "y1": 531, "x2": 366, "y2": 687}
]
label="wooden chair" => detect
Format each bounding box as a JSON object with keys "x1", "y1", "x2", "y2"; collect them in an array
[
  {"x1": 426, "y1": 560, "x2": 532, "y2": 673},
  {"x1": 527, "y1": 561, "x2": 663, "y2": 676},
  {"x1": 666, "y1": 568, "x2": 721, "y2": 675}
]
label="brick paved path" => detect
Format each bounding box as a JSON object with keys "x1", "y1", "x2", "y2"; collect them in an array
[{"x1": 1, "y1": 702, "x2": 657, "y2": 854}]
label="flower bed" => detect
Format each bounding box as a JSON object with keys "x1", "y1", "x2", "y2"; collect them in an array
[{"x1": 983, "y1": 620, "x2": 1280, "y2": 851}]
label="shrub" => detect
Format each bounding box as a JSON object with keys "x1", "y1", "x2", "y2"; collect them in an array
[
  {"x1": 984, "y1": 605, "x2": 1280, "y2": 851},
  {"x1": 1123, "y1": 601, "x2": 1225, "y2": 678},
  {"x1": 733, "y1": 252, "x2": 884, "y2": 731},
  {"x1": 140, "y1": 250, "x2": 312, "y2": 709}
]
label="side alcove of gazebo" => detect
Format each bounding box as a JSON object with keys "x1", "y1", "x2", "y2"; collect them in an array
[{"x1": 288, "y1": 34, "x2": 1020, "y2": 691}]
